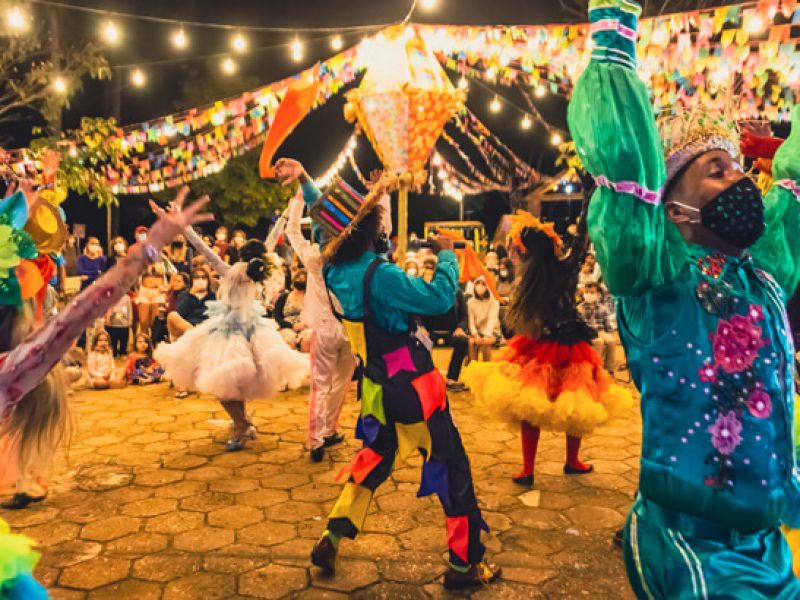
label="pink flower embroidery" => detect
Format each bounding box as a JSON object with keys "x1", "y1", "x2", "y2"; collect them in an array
[
  {"x1": 747, "y1": 389, "x2": 772, "y2": 419},
  {"x1": 712, "y1": 315, "x2": 766, "y2": 374},
  {"x1": 708, "y1": 411, "x2": 743, "y2": 456},
  {"x1": 698, "y1": 364, "x2": 717, "y2": 384}
]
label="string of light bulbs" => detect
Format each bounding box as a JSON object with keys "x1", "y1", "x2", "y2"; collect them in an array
[{"x1": 315, "y1": 130, "x2": 360, "y2": 189}]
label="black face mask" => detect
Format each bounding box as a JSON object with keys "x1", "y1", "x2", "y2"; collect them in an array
[
  {"x1": 294, "y1": 281, "x2": 307, "y2": 291},
  {"x1": 674, "y1": 177, "x2": 765, "y2": 250}
]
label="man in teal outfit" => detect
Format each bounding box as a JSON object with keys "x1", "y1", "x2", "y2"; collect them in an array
[{"x1": 569, "y1": 1, "x2": 800, "y2": 598}]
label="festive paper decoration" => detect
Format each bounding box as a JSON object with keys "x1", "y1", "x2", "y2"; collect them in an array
[
  {"x1": 411, "y1": 369, "x2": 447, "y2": 420},
  {"x1": 445, "y1": 515, "x2": 470, "y2": 563},
  {"x1": 396, "y1": 421, "x2": 432, "y2": 462},
  {"x1": 383, "y1": 345, "x2": 416, "y2": 379},
  {"x1": 355, "y1": 415, "x2": 381, "y2": 446},
  {"x1": 336, "y1": 447, "x2": 384, "y2": 484},
  {"x1": 342, "y1": 320, "x2": 367, "y2": 363},
  {"x1": 417, "y1": 459, "x2": 450, "y2": 508},
  {"x1": 328, "y1": 483, "x2": 373, "y2": 532},
  {"x1": 361, "y1": 377, "x2": 386, "y2": 425}
]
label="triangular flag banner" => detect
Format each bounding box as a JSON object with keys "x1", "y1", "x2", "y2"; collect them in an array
[
  {"x1": 411, "y1": 369, "x2": 447, "y2": 420},
  {"x1": 417, "y1": 459, "x2": 450, "y2": 509},
  {"x1": 259, "y1": 74, "x2": 319, "y2": 178},
  {"x1": 445, "y1": 515, "x2": 470, "y2": 564},
  {"x1": 329, "y1": 483, "x2": 373, "y2": 532},
  {"x1": 396, "y1": 421, "x2": 432, "y2": 463},
  {"x1": 355, "y1": 415, "x2": 381, "y2": 446},
  {"x1": 383, "y1": 345, "x2": 416, "y2": 379},
  {"x1": 336, "y1": 446, "x2": 384, "y2": 484},
  {"x1": 361, "y1": 377, "x2": 386, "y2": 425}
]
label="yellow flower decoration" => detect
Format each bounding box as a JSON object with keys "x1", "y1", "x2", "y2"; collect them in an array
[{"x1": 507, "y1": 210, "x2": 563, "y2": 253}]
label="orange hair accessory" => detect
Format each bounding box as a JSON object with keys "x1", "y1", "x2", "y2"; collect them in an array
[{"x1": 507, "y1": 210, "x2": 562, "y2": 252}]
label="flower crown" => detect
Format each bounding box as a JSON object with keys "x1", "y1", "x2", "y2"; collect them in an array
[{"x1": 507, "y1": 210, "x2": 562, "y2": 252}]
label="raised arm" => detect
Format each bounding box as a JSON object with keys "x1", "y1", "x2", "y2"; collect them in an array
[
  {"x1": 183, "y1": 224, "x2": 230, "y2": 277},
  {"x1": 0, "y1": 190, "x2": 211, "y2": 416},
  {"x1": 285, "y1": 194, "x2": 318, "y2": 267},
  {"x1": 374, "y1": 249, "x2": 459, "y2": 317},
  {"x1": 568, "y1": 0, "x2": 686, "y2": 297},
  {"x1": 750, "y1": 105, "x2": 800, "y2": 294}
]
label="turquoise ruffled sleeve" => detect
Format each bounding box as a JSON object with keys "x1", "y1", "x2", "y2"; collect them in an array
[
  {"x1": 568, "y1": 0, "x2": 687, "y2": 297},
  {"x1": 751, "y1": 105, "x2": 800, "y2": 294}
]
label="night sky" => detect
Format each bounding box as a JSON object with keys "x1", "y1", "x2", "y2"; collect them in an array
[{"x1": 22, "y1": 0, "x2": 586, "y2": 243}]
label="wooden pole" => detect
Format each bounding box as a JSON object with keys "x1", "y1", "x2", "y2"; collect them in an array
[{"x1": 396, "y1": 180, "x2": 409, "y2": 263}]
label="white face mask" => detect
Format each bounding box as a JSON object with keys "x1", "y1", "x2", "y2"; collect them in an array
[
  {"x1": 216, "y1": 233, "x2": 227, "y2": 241},
  {"x1": 193, "y1": 279, "x2": 209, "y2": 292},
  {"x1": 407, "y1": 268, "x2": 418, "y2": 277},
  {"x1": 583, "y1": 293, "x2": 598, "y2": 304},
  {"x1": 499, "y1": 269, "x2": 509, "y2": 278},
  {"x1": 114, "y1": 243, "x2": 125, "y2": 254},
  {"x1": 137, "y1": 233, "x2": 147, "y2": 242}
]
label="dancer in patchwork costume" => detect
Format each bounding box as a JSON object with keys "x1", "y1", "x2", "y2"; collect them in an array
[
  {"x1": 308, "y1": 177, "x2": 501, "y2": 590},
  {"x1": 569, "y1": 1, "x2": 800, "y2": 597}
]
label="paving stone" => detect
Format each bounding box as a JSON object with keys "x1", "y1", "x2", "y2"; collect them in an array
[
  {"x1": 236, "y1": 488, "x2": 289, "y2": 508},
  {"x1": 80, "y1": 516, "x2": 141, "y2": 542},
  {"x1": 564, "y1": 505, "x2": 625, "y2": 531},
  {"x1": 351, "y1": 582, "x2": 427, "y2": 599},
  {"x1": 377, "y1": 552, "x2": 447, "y2": 584},
  {"x1": 268, "y1": 501, "x2": 322, "y2": 522},
  {"x1": 39, "y1": 541, "x2": 103, "y2": 568},
  {"x1": 209, "y1": 478, "x2": 260, "y2": 494},
  {"x1": 154, "y1": 480, "x2": 208, "y2": 499},
  {"x1": 144, "y1": 510, "x2": 205, "y2": 534},
  {"x1": 208, "y1": 505, "x2": 263, "y2": 529},
  {"x1": 24, "y1": 521, "x2": 81, "y2": 547},
  {"x1": 163, "y1": 572, "x2": 236, "y2": 600},
  {"x1": 179, "y1": 491, "x2": 234, "y2": 512},
  {"x1": 134, "y1": 469, "x2": 185, "y2": 487},
  {"x1": 104, "y1": 532, "x2": 168, "y2": 556},
  {"x1": 237, "y1": 521, "x2": 297, "y2": 546},
  {"x1": 58, "y1": 557, "x2": 130, "y2": 590},
  {"x1": 239, "y1": 564, "x2": 308, "y2": 599},
  {"x1": 172, "y1": 526, "x2": 234, "y2": 552},
  {"x1": 131, "y1": 552, "x2": 202, "y2": 582},
  {"x1": 60, "y1": 498, "x2": 120, "y2": 524},
  {"x1": 0, "y1": 506, "x2": 60, "y2": 527},
  {"x1": 121, "y1": 497, "x2": 177, "y2": 517},
  {"x1": 87, "y1": 579, "x2": 162, "y2": 600},
  {"x1": 162, "y1": 454, "x2": 209, "y2": 469}
]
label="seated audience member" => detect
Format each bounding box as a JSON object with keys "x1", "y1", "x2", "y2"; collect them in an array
[
  {"x1": 496, "y1": 258, "x2": 516, "y2": 302},
  {"x1": 166, "y1": 233, "x2": 192, "y2": 274},
  {"x1": 106, "y1": 236, "x2": 128, "y2": 271},
  {"x1": 467, "y1": 276, "x2": 500, "y2": 362},
  {"x1": 578, "y1": 282, "x2": 619, "y2": 373},
  {"x1": 125, "y1": 334, "x2": 165, "y2": 385},
  {"x1": 167, "y1": 267, "x2": 215, "y2": 340},
  {"x1": 87, "y1": 331, "x2": 125, "y2": 389},
  {"x1": 213, "y1": 226, "x2": 228, "y2": 257},
  {"x1": 484, "y1": 251, "x2": 500, "y2": 276},
  {"x1": 224, "y1": 229, "x2": 247, "y2": 264},
  {"x1": 166, "y1": 272, "x2": 189, "y2": 313},
  {"x1": 63, "y1": 343, "x2": 88, "y2": 391},
  {"x1": 106, "y1": 292, "x2": 133, "y2": 357},
  {"x1": 274, "y1": 268, "x2": 311, "y2": 352},
  {"x1": 137, "y1": 263, "x2": 167, "y2": 335},
  {"x1": 421, "y1": 286, "x2": 470, "y2": 392},
  {"x1": 403, "y1": 258, "x2": 420, "y2": 277},
  {"x1": 76, "y1": 236, "x2": 107, "y2": 290}
]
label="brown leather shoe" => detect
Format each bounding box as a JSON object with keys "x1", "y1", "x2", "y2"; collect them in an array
[
  {"x1": 443, "y1": 561, "x2": 502, "y2": 589},
  {"x1": 310, "y1": 535, "x2": 337, "y2": 575}
]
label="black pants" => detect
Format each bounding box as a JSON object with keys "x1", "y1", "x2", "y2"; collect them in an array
[
  {"x1": 431, "y1": 333, "x2": 469, "y2": 381},
  {"x1": 107, "y1": 326, "x2": 129, "y2": 357}
]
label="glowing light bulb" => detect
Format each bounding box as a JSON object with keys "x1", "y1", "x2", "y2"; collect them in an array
[
  {"x1": 330, "y1": 35, "x2": 343, "y2": 51},
  {"x1": 746, "y1": 13, "x2": 765, "y2": 34},
  {"x1": 420, "y1": 0, "x2": 438, "y2": 10},
  {"x1": 68, "y1": 146, "x2": 78, "y2": 158},
  {"x1": 534, "y1": 84, "x2": 546, "y2": 98},
  {"x1": 231, "y1": 33, "x2": 248, "y2": 53},
  {"x1": 458, "y1": 76, "x2": 468, "y2": 90},
  {"x1": 651, "y1": 26, "x2": 668, "y2": 47},
  {"x1": 486, "y1": 66, "x2": 497, "y2": 80},
  {"x1": 521, "y1": 114, "x2": 532, "y2": 130},
  {"x1": 432, "y1": 154, "x2": 442, "y2": 167},
  {"x1": 172, "y1": 28, "x2": 188, "y2": 49},
  {"x1": 102, "y1": 21, "x2": 121, "y2": 45},
  {"x1": 437, "y1": 169, "x2": 447, "y2": 180},
  {"x1": 551, "y1": 132, "x2": 563, "y2": 146},
  {"x1": 131, "y1": 68, "x2": 146, "y2": 87},
  {"x1": 6, "y1": 6, "x2": 28, "y2": 32},
  {"x1": 489, "y1": 96, "x2": 502, "y2": 113},
  {"x1": 52, "y1": 76, "x2": 67, "y2": 94},
  {"x1": 221, "y1": 57, "x2": 237, "y2": 75},
  {"x1": 290, "y1": 38, "x2": 303, "y2": 62}
]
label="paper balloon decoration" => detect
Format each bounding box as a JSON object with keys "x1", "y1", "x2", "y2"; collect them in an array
[{"x1": 345, "y1": 24, "x2": 465, "y2": 259}]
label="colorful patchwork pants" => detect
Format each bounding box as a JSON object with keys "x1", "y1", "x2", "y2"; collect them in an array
[
  {"x1": 624, "y1": 496, "x2": 800, "y2": 599},
  {"x1": 326, "y1": 373, "x2": 487, "y2": 568}
]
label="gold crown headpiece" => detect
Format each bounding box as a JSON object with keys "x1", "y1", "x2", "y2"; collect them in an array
[{"x1": 658, "y1": 98, "x2": 741, "y2": 190}]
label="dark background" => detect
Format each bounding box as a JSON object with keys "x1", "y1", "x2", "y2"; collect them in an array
[{"x1": 10, "y1": 0, "x2": 591, "y2": 245}]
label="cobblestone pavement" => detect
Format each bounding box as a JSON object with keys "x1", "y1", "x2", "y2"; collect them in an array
[{"x1": 1, "y1": 350, "x2": 640, "y2": 599}]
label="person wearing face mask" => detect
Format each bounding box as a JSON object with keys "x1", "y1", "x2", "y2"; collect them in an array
[
  {"x1": 76, "y1": 237, "x2": 107, "y2": 291},
  {"x1": 134, "y1": 226, "x2": 148, "y2": 244},
  {"x1": 166, "y1": 233, "x2": 192, "y2": 274},
  {"x1": 299, "y1": 174, "x2": 500, "y2": 590},
  {"x1": 213, "y1": 226, "x2": 228, "y2": 258},
  {"x1": 224, "y1": 229, "x2": 247, "y2": 264},
  {"x1": 466, "y1": 276, "x2": 499, "y2": 362},
  {"x1": 568, "y1": 2, "x2": 800, "y2": 596},
  {"x1": 403, "y1": 258, "x2": 419, "y2": 277},
  {"x1": 274, "y1": 268, "x2": 312, "y2": 352},
  {"x1": 105, "y1": 236, "x2": 127, "y2": 272},
  {"x1": 495, "y1": 258, "x2": 516, "y2": 301},
  {"x1": 577, "y1": 282, "x2": 618, "y2": 373}
]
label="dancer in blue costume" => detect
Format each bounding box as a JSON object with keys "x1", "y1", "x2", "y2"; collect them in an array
[{"x1": 569, "y1": 1, "x2": 800, "y2": 597}]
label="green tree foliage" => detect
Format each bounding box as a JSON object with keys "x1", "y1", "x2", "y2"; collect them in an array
[
  {"x1": 0, "y1": 36, "x2": 110, "y2": 135},
  {"x1": 187, "y1": 149, "x2": 296, "y2": 228}
]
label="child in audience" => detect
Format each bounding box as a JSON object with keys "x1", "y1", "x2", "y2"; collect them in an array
[
  {"x1": 125, "y1": 334, "x2": 164, "y2": 385},
  {"x1": 87, "y1": 331, "x2": 125, "y2": 389},
  {"x1": 106, "y1": 293, "x2": 133, "y2": 357}
]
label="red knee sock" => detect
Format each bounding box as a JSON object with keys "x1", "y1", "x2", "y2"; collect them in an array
[
  {"x1": 566, "y1": 435, "x2": 590, "y2": 470},
  {"x1": 515, "y1": 421, "x2": 540, "y2": 478}
]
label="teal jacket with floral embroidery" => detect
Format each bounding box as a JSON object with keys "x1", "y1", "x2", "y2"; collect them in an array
[{"x1": 568, "y1": 0, "x2": 800, "y2": 531}]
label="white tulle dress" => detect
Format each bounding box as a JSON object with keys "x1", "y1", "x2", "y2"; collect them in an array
[{"x1": 155, "y1": 229, "x2": 309, "y2": 401}]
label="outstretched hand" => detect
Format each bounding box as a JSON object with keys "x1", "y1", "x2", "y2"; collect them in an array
[
  {"x1": 274, "y1": 158, "x2": 308, "y2": 186},
  {"x1": 147, "y1": 187, "x2": 212, "y2": 251}
]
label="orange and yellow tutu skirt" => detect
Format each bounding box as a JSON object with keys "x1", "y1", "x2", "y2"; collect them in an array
[{"x1": 463, "y1": 335, "x2": 632, "y2": 436}]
